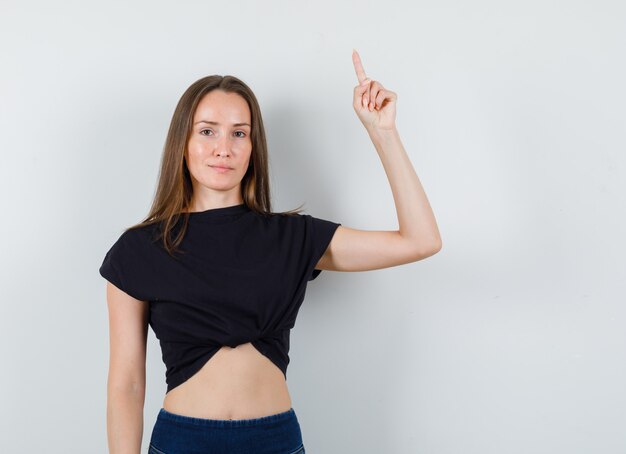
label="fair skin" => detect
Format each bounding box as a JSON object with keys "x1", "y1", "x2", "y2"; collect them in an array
[
  {"x1": 184, "y1": 89, "x2": 252, "y2": 211},
  {"x1": 106, "y1": 50, "x2": 441, "y2": 452},
  {"x1": 318, "y1": 49, "x2": 442, "y2": 274}
]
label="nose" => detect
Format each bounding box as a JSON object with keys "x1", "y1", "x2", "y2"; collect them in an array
[{"x1": 214, "y1": 135, "x2": 231, "y2": 157}]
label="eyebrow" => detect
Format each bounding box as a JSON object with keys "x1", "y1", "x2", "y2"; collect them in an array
[{"x1": 194, "y1": 120, "x2": 251, "y2": 127}]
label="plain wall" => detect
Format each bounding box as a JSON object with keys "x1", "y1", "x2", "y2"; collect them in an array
[{"x1": 1, "y1": 0, "x2": 624, "y2": 452}]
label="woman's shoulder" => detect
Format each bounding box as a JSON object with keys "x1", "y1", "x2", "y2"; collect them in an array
[
  {"x1": 260, "y1": 210, "x2": 308, "y2": 227},
  {"x1": 108, "y1": 221, "x2": 162, "y2": 252}
]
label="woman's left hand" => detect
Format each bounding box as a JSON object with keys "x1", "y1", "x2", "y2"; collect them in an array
[{"x1": 352, "y1": 49, "x2": 398, "y2": 131}]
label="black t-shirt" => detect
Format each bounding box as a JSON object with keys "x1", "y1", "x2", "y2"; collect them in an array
[{"x1": 99, "y1": 203, "x2": 341, "y2": 393}]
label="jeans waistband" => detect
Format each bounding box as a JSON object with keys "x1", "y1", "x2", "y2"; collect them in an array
[{"x1": 157, "y1": 407, "x2": 297, "y2": 428}]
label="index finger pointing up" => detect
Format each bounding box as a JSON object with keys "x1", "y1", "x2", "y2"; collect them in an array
[{"x1": 352, "y1": 49, "x2": 367, "y2": 84}]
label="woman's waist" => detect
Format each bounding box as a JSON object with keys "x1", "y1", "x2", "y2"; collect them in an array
[{"x1": 162, "y1": 343, "x2": 292, "y2": 420}]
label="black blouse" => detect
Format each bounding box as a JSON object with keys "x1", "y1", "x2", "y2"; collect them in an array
[{"x1": 99, "y1": 203, "x2": 341, "y2": 393}]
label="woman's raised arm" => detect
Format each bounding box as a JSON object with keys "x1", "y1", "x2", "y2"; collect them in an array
[{"x1": 315, "y1": 49, "x2": 441, "y2": 273}]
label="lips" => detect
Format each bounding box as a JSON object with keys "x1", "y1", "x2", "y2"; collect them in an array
[{"x1": 209, "y1": 165, "x2": 233, "y2": 173}]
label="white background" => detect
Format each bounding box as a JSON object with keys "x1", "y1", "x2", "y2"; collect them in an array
[{"x1": 1, "y1": 1, "x2": 625, "y2": 453}]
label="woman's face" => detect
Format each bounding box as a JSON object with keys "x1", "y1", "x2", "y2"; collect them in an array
[{"x1": 186, "y1": 90, "x2": 252, "y2": 203}]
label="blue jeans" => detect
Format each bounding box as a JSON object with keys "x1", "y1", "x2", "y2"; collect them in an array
[{"x1": 148, "y1": 407, "x2": 306, "y2": 454}]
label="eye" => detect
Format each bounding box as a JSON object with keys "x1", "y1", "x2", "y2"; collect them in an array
[{"x1": 199, "y1": 129, "x2": 247, "y2": 138}]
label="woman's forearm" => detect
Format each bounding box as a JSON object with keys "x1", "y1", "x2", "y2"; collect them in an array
[
  {"x1": 107, "y1": 388, "x2": 145, "y2": 454},
  {"x1": 367, "y1": 126, "x2": 442, "y2": 252}
]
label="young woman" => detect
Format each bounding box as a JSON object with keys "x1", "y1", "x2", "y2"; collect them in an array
[{"x1": 100, "y1": 49, "x2": 441, "y2": 454}]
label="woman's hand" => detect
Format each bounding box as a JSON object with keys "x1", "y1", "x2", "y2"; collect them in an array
[{"x1": 352, "y1": 49, "x2": 398, "y2": 132}]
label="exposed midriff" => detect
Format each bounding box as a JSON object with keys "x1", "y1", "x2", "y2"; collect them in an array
[{"x1": 162, "y1": 342, "x2": 292, "y2": 421}]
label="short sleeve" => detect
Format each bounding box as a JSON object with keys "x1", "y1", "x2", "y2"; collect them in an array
[
  {"x1": 99, "y1": 230, "x2": 151, "y2": 301},
  {"x1": 303, "y1": 214, "x2": 342, "y2": 281}
]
